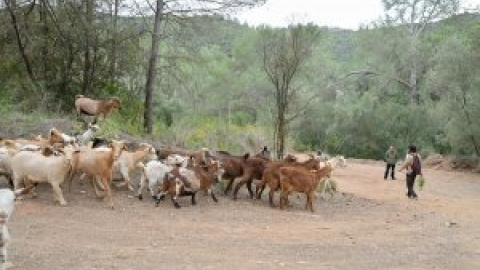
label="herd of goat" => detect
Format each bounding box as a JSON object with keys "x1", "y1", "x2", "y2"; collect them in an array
[{"x1": 0, "y1": 95, "x2": 346, "y2": 269}]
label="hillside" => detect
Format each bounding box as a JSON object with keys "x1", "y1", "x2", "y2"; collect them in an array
[{"x1": 0, "y1": 5, "x2": 479, "y2": 159}]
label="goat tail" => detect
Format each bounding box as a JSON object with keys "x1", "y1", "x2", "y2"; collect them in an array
[{"x1": 75, "y1": 94, "x2": 84, "y2": 99}]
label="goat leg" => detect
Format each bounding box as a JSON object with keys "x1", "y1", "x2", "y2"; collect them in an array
[
  {"x1": 223, "y1": 178, "x2": 234, "y2": 195},
  {"x1": 307, "y1": 191, "x2": 315, "y2": 212},
  {"x1": 0, "y1": 224, "x2": 8, "y2": 270},
  {"x1": 100, "y1": 176, "x2": 114, "y2": 209},
  {"x1": 170, "y1": 195, "x2": 181, "y2": 209},
  {"x1": 154, "y1": 192, "x2": 166, "y2": 206},
  {"x1": 191, "y1": 192, "x2": 196, "y2": 205},
  {"x1": 178, "y1": 191, "x2": 196, "y2": 205},
  {"x1": 232, "y1": 175, "x2": 251, "y2": 201},
  {"x1": 246, "y1": 179, "x2": 254, "y2": 199},
  {"x1": 255, "y1": 182, "x2": 265, "y2": 200},
  {"x1": 209, "y1": 189, "x2": 218, "y2": 203},
  {"x1": 51, "y1": 182, "x2": 67, "y2": 206},
  {"x1": 268, "y1": 189, "x2": 276, "y2": 207},
  {"x1": 279, "y1": 192, "x2": 285, "y2": 210}
]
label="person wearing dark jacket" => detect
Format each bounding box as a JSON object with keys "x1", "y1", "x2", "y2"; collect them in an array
[
  {"x1": 384, "y1": 145, "x2": 398, "y2": 180},
  {"x1": 399, "y1": 145, "x2": 422, "y2": 199}
]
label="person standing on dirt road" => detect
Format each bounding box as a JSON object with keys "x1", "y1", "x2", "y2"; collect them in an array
[
  {"x1": 398, "y1": 145, "x2": 422, "y2": 199},
  {"x1": 384, "y1": 145, "x2": 398, "y2": 180}
]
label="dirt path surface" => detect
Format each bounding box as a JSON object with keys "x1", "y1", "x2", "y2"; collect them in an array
[{"x1": 5, "y1": 162, "x2": 480, "y2": 270}]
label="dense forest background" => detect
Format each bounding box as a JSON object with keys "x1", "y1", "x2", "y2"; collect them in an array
[{"x1": 0, "y1": 0, "x2": 479, "y2": 160}]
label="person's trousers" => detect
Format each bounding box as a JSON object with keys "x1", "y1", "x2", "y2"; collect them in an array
[
  {"x1": 384, "y1": 163, "x2": 395, "y2": 179},
  {"x1": 406, "y1": 172, "x2": 417, "y2": 197}
]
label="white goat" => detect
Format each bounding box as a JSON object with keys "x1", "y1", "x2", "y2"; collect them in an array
[
  {"x1": 322, "y1": 155, "x2": 347, "y2": 169},
  {"x1": 136, "y1": 160, "x2": 173, "y2": 200},
  {"x1": 0, "y1": 186, "x2": 32, "y2": 270},
  {"x1": 76, "y1": 124, "x2": 100, "y2": 146},
  {"x1": 10, "y1": 146, "x2": 76, "y2": 206},
  {"x1": 112, "y1": 143, "x2": 157, "y2": 191},
  {"x1": 164, "y1": 154, "x2": 189, "y2": 167},
  {"x1": 1, "y1": 144, "x2": 50, "y2": 188},
  {"x1": 0, "y1": 148, "x2": 15, "y2": 187},
  {"x1": 317, "y1": 178, "x2": 338, "y2": 200}
]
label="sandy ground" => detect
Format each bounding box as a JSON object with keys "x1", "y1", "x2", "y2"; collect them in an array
[{"x1": 4, "y1": 161, "x2": 480, "y2": 270}]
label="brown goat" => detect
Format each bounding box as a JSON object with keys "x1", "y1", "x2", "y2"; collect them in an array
[
  {"x1": 231, "y1": 156, "x2": 269, "y2": 200},
  {"x1": 256, "y1": 156, "x2": 321, "y2": 207},
  {"x1": 75, "y1": 95, "x2": 121, "y2": 121},
  {"x1": 157, "y1": 160, "x2": 222, "y2": 208},
  {"x1": 216, "y1": 153, "x2": 248, "y2": 196},
  {"x1": 278, "y1": 164, "x2": 333, "y2": 212}
]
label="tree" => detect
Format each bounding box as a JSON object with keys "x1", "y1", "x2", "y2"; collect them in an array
[
  {"x1": 144, "y1": 0, "x2": 164, "y2": 133},
  {"x1": 141, "y1": 0, "x2": 266, "y2": 133},
  {"x1": 4, "y1": 0, "x2": 37, "y2": 85},
  {"x1": 426, "y1": 34, "x2": 480, "y2": 155},
  {"x1": 382, "y1": 0, "x2": 460, "y2": 104},
  {"x1": 259, "y1": 24, "x2": 318, "y2": 159}
]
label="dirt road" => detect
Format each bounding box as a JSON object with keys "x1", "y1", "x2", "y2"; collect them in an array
[{"x1": 6, "y1": 161, "x2": 480, "y2": 270}]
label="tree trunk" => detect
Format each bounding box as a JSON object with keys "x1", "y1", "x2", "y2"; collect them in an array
[
  {"x1": 275, "y1": 90, "x2": 287, "y2": 159},
  {"x1": 5, "y1": 0, "x2": 36, "y2": 84},
  {"x1": 409, "y1": 25, "x2": 419, "y2": 104},
  {"x1": 144, "y1": 0, "x2": 164, "y2": 133},
  {"x1": 276, "y1": 115, "x2": 286, "y2": 159},
  {"x1": 40, "y1": 0, "x2": 49, "y2": 86},
  {"x1": 460, "y1": 88, "x2": 480, "y2": 156},
  {"x1": 82, "y1": 0, "x2": 94, "y2": 95},
  {"x1": 109, "y1": 0, "x2": 119, "y2": 81}
]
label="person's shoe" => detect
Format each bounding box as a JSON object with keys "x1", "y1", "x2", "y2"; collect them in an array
[
  {"x1": 392, "y1": 177, "x2": 396, "y2": 180},
  {"x1": 384, "y1": 177, "x2": 387, "y2": 180}
]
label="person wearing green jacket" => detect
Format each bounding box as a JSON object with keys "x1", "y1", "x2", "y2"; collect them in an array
[{"x1": 384, "y1": 145, "x2": 398, "y2": 180}]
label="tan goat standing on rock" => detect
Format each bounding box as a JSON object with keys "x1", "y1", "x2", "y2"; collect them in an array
[{"x1": 75, "y1": 95, "x2": 121, "y2": 124}]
